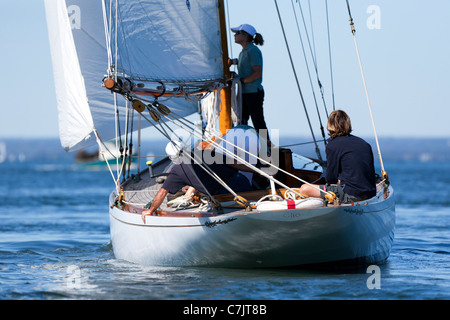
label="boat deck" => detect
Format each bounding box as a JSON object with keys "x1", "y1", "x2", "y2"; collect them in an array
[
  {"x1": 118, "y1": 159, "x2": 244, "y2": 217},
  {"x1": 117, "y1": 155, "x2": 389, "y2": 218}
]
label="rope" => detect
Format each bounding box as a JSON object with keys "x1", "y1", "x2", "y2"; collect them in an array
[
  {"x1": 108, "y1": 91, "x2": 335, "y2": 203},
  {"x1": 182, "y1": 151, "x2": 232, "y2": 208},
  {"x1": 93, "y1": 129, "x2": 120, "y2": 194},
  {"x1": 155, "y1": 107, "x2": 335, "y2": 200},
  {"x1": 281, "y1": 138, "x2": 326, "y2": 149},
  {"x1": 325, "y1": 0, "x2": 336, "y2": 111},
  {"x1": 101, "y1": 0, "x2": 113, "y2": 75},
  {"x1": 290, "y1": 0, "x2": 327, "y2": 147},
  {"x1": 345, "y1": 0, "x2": 386, "y2": 178},
  {"x1": 295, "y1": 0, "x2": 330, "y2": 119}
]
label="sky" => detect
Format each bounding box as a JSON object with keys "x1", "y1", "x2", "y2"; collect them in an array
[{"x1": 0, "y1": 0, "x2": 449, "y2": 141}]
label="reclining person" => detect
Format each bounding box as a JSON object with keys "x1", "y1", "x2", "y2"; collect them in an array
[{"x1": 142, "y1": 125, "x2": 265, "y2": 221}]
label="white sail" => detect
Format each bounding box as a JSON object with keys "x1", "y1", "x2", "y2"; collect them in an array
[
  {"x1": 45, "y1": 0, "x2": 223, "y2": 152},
  {"x1": 104, "y1": 0, "x2": 223, "y2": 82}
]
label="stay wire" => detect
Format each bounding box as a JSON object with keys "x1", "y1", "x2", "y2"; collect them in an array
[
  {"x1": 274, "y1": 0, "x2": 324, "y2": 166},
  {"x1": 325, "y1": 0, "x2": 336, "y2": 111},
  {"x1": 345, "y1": 0, "x2": 386, "y2": 176},
  {"x1": 154, "y1": 105, "x2": 334, "y2": 199},
  {"x1": 291, "y1": 0, "x2": 327, "y2": 148},
  {"x1": 296, "y1": 0, "x2": 329, "y2": 119}
]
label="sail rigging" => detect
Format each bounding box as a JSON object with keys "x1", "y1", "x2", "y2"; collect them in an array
[
  {"x1": 45, "y1": 0, "x2": 388, "y2": 193},
  {"x1": 45, "y1": 0, "x2": 224, "y2": 152},
  {"x1": 43, "y1": 0, "x2": 395, "y2": 269},
  {"x1": 103, "y1": 1, "x2": 223, "y2": 83},
  {"x1": 345, "y1": 0, "x2": 387, "y2": 182}
]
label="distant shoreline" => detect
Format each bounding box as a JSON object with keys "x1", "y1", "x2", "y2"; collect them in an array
[{"x1": 1, "y1": 136, "x2": 449, "y2": 163}]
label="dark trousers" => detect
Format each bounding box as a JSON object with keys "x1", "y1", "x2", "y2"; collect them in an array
[
  {"x1": 163, "y1": 162, "x2": 251, "y2": 195},
  {"x1": 242, "y1": 89, "x2": 269, "y2": 136}
]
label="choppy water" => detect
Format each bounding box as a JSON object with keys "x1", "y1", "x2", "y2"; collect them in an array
[{"x1": 0, "y1": 160, "x2": 449, "y2": 301}]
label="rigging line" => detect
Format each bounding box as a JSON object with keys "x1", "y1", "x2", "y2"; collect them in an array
[
  {"x1": 291, "y1": 0, "x2": 327, "y2": 147},
  {"x1": 102, "y1": 0, "x2": 112, "y2": 73},
  {"x1": 128, "y1": 93, "x2": 205, "y2": 138},
  {"x1": 121, "y1": 100, "x2": 130, "y2": 181},
  {"x1": 136, "y1": 100, "x2": 310, "y2": 196},
  {"x1": 103, "y1": 0, "x2": 115, "y2": 74},
  {"x1": 138, "y1": 112, "x2": 173, "y2": 141},
  {"x1": 145, "y1": 101, "x2": 202, "y2": 133},
  {"x1": 132, "y1": 1, "x2": 212, "y2": 77},
  {"x1": 126, "y1": 104, "x2": 135, "y2": 179},
  {"x1": 296, "y1": 1, "x2": 320, "y2": 85},
  {"x1": 116, "y1": 100, "x2": 132, "y2": 183},
  {"x1": 129, "y1": 92, "x2": 322, "y2": 197},
  {"x1": 182, "y1": 152, "x2": 230, "y2": 207},
  {"x1": 137, "y1": 112, "x2": 141, "y2": 173},
  {"x1": 345, "y1": 0, "x2": 386, "y2": 175},
  {"x1": 131, "y1": 113, "x2": 235, "y2": 203},
  {"x1": 114, "y1": 0, "x2": 118, "y2": 81},
  {"x1": 113, "y1": 92, "x2": 121, "y2": 179},
  {"x1": 116, "y1": 3, "x2": 134, "y2": 79},
  {"x1": 156, "y1": 109, "x2": 333, "y2": 199},
  {"x1": 296, "y1": 0, "x2": 329, "y2": 119},
  {"x1": 201, "y1": 130, "x2": 333, "y2": 200},
  {"x1": 225, "y1": 0, "x2": 233, "y2": 60},
  {"x1": 281, "y1": 138, "x2": 326, "y2": 148},
  {"x1": 148, "y1": 104, "x2": 199, "y2": 146},
  {"x1": 144, "y1": 103, "x2": 334, "y2": 199},
  {"x1": 182, "y1": 133, "x2": 306, "y2": 201},
  {"x1": 307, "y1": 0, "x2": 318, "y2": 67},
  {"x1": 206, "y1": 135, "x2": 327, "y2": 198},
  {"x1": 153, "y1": 116, "x2": 180, "y2": 143},
  {"x1": 93, "y1": 130, "x2": 120, "y2": 194},
  {"x1": 274, "y1": 0, "x2": 324, "y2": 165},
  {"x1": 113, "y1": 0, "x2": 121, "y2": 179},
  {"x1": 325, "y1": 0, "x2": 336, "y2": 111}
]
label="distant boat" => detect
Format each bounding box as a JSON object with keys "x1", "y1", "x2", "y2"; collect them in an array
[
  {"x1": 0, "y1": 142, "x2": 6, "y2": 163},
  {"x1": 75, "y1": 142, "x2": 136, "y2": 169},
  {"x1": 45, "y1": 0, "x2": 395, "y2": 268}
]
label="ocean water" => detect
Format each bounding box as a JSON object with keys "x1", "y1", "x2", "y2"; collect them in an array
[{"x1": 0, "y1": 159, "x2": 449, "y2": 301}]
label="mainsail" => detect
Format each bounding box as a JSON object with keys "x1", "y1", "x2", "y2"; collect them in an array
[{"x1": 45, "y1": 0, "x2": 224, "y2": 152}]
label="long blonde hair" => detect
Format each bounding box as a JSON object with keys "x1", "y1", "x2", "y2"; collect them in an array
[{"x1": 327, "y1": 110, "x2": 352, "y2": 138}]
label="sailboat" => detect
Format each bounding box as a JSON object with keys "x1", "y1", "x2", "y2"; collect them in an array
[
  {"x1": 45, "y1": 0, "x2": 395, "y2": 268},
  {"x1": 75, "y1": 141, "x2": 137, "y2": 169}
]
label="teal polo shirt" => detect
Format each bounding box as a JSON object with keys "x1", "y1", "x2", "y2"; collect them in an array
[{"x1": 237, "y1": 42, "x2": 263, "y2": 93}]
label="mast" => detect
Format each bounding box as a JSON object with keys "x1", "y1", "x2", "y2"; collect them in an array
[{"x1": 217, "y1": 0, "x2": 232, "y2": 135}]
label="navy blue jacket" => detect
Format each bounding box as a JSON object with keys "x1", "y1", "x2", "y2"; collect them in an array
[{"x1": 325, "y1": 135, "x2": 376, "y2": 198}]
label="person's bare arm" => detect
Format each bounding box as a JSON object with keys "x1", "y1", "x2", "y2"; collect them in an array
[{"x1": 141, "y1": 188, "x2": 169, "y2": 222}]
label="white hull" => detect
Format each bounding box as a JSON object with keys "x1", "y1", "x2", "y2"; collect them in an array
[{"x1": 109, "y1": 187, "x2": 395, "y2": 268}]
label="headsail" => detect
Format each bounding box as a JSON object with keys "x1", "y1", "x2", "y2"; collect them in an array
[{"x1": 45, "y1": 0, "x2": 224, "y2": 152}]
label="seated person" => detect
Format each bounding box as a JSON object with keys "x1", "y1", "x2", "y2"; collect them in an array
[
  {"x1": 299, "y1": 110, "x2": 376, "y2": 203},
  {"x1": 142, "y1": 126, "x2": 264, "y2": 220}
]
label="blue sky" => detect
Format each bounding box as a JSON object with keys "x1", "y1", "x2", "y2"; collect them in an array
[{"x1": 1, "y1": 0, "x2": 449, "y2": 140}]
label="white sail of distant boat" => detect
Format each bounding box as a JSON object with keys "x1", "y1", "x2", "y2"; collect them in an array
[
  {"x1": 45, "y1": 0, "x2": 395, "y2": 268},
  {"x1": 0, "y1": 142, "x2": 6, "y2": 163}
]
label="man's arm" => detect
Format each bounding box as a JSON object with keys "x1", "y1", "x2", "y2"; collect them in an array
[{"x1": 141, "y1": 187, "x2": 169, "y2": 222}]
